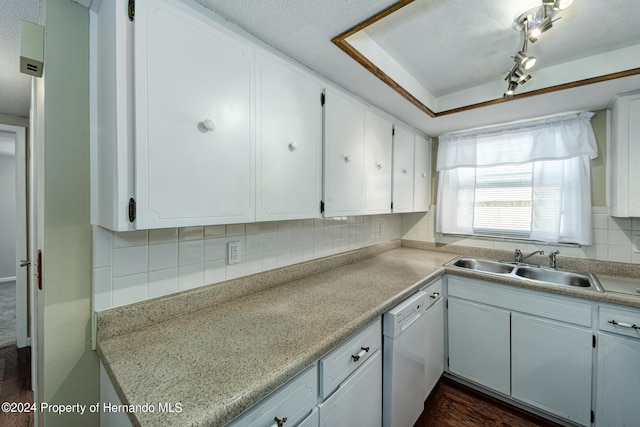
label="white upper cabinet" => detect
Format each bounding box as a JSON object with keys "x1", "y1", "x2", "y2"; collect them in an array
[
  {"x1": 134, "y1": 0, "x2": 255, "y2": 228},
  {"x1": 323, "y1": 89, "x2": 366, "y2": 217},
  {"x1": 363, "y1": 111, "x2": 393, "y2": 214},
  {"x1": 392, "y1": 126, "x2": 415, "y2": 213},
  {"x1": 413, "y1": 135, "x2": 432, "y2": 212},
  {"x1": 608, "y1": 91, "x2": 640, "y2": 217},
  {"x1": 256, "y1": 53, "x2": 322, "y2": 221}
]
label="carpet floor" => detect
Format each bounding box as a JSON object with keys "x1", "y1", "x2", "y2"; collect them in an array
[{"x1": 0, "y1": 281, "x2": 17, "y2": 349}]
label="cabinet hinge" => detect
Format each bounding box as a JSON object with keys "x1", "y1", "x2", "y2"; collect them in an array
[
  {"x1": 447, "y1": 357, "x2": 449, "y2": 368},
  {"x1": 591, "y1": 410, "x2": 595, "y2": 423},
  {"x1": 391, "y1": 202, "x2": 394, "y2": 210},
  {"x1": 320, "y1": 200, "x2": 325, "y2": 214},
  {"x1": 392, "y1": 128, "x2": 395, "y2": 136},
  {"x1": 320, "y1": 92, "x2": 325, "y2": 106},
  {"x1": 128, "y1": 0, "x2": 135, "y2": 21},
  {"x1": 128, "y1": 198, "x2": 136, "y2": 222},
  {"x1": 592, "y1": 335, "x2": 596, "y2": 348}
]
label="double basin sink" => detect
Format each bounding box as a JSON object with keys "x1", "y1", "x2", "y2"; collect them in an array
[{"x1": 446, "y1": 257, "x2": 604, "y2": 292}]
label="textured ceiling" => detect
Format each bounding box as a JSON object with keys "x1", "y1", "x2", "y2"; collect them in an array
[
  {"x1": 1, "y1": 0, "x2": 640, "y2": 136},
  {"x1": 0, "y1": 0, "x2": 40, "y2": 118}
]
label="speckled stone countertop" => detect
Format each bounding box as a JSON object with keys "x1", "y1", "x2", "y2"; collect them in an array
[
  {"x1": 97, "y1": 246, "x2": 456, "y2": 427},
  {"x1": 97, "y1": 243, "x2": 640, "y2": 427}
]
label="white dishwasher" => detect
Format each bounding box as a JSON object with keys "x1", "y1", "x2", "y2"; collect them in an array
[{"x1": 382, "y1": 291, "x2": 428, "y2": 427}]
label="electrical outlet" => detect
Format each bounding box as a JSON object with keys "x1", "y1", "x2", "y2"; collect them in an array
[{"x1": 227, "y1": 241, "x2": 241, "y2": 264}]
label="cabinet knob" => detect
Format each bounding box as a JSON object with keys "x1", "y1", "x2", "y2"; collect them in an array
[
  {"x1": 288, "y1": 142, "x2": 298, "y2": 151},
  {"x1": 376, "y1": 162, "x2": 382, "y2": 170},
  {"x1": 344, "y1": 155, "x2": 351, "y2": 163},
  {"x1": 402, "y1": 168, "x2": 408, "y2": 174},
  {"x1": 201, "y1": 119, "x2": 215, "y2": 132},
  {"x1": 421, "y1": 172, "x2": 427, "y2": 178},
  {"x1": 271, "y1": 416, "x2": 288, "y2": 427}
]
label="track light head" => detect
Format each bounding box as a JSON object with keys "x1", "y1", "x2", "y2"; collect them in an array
[{"x1": 514, "y1": 51, "x2": 536, "y2": 70}]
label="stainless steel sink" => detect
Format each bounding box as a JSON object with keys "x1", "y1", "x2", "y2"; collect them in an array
[
  {"x1": 514, "y1": 266, "x2": 603, "y2": 292},
  {"x1": 445, "y1": 257, "x2": 604, "y2": 292},
  {"x1": 450, "y1": 258, "x2": 515, "y2": 274}
]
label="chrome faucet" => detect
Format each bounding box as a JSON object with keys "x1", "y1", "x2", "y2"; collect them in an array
[
  {"x1": 514, "y1": 249, "x2": 544, "y2": 264},
  {"x1": 549, "y1": 250, "x2": 560, "y2": 269}
]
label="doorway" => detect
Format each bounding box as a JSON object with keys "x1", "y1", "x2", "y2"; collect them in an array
[{"x1": 0, "y1": 124, "x2": 32, "y2": 418}]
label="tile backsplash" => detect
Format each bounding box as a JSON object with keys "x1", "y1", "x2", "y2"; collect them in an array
[
  {"x1": 402, "y1": 206, "x2": 640, "y2": 264},
  {"x1": 93, "y1": 215, "x2": 402, "y2": 310},
  {"x1": 93, "y1": 207, "x2": 640, "y2": 311}
]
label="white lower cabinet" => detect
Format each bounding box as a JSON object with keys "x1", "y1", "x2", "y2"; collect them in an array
[
  {"x1": 318, "y1": 350, "x2": 382, "y2": 427},
  {"x1": 511, "y1": 313, "x2": 592, "y2": 426},
  {"x1": 447, "y1": 297, "x2": 511, "y2": 395},
  {"x1": 446, "y1": 275, "x2": 595, "y2": 426},
  {"x1": 227, "y1": 365, "x2": 317, "y2": 427},
  {"x1": 596, "y1": 306, "x2": 640, "y2": 427}
]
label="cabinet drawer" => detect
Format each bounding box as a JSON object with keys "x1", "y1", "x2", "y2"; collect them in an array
[
  {"x1": 422, "y1": 279, "x2": 442, "y2": 310},
  {"x1": 227, "y1": 365, "x2": 317, "y2": 427},
  {"x1": 599, "y1": 306, "x2": 640, "y2": 339},
  {"x1": 319, "y1": 319, "x2": 381, "y2": 400},
  {"x1": 447, "y1": 275, "x2": 592, "y2": 327}
]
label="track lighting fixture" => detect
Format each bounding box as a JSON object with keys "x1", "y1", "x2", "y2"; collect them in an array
[{"x1": 503, "y1": 0, "x2": 572, "y2": 98}]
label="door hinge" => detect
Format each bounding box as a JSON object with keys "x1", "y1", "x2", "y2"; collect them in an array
[
  {"x1": 320, "y1": 200, "x2": 325, "y2": 214},
  {"x1": 128, "y1": 0, "x2": 135, "y2": 21},
  {"x1": 591, "y1": 410, "x2": 595, "y2": 423},
  {"x1": 320, "y1": 92, "x2": 325, "y2": 106},
  {"x1": 592, "y1": 335, "x2": 596, "y2": 348},
  {"x1": 128, "y1": 198, "x2": 136, "y2": 222}
]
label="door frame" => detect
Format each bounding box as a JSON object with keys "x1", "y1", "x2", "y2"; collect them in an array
[{"x1": 0, "y1": 123, "x2": 29, "y2": 348}]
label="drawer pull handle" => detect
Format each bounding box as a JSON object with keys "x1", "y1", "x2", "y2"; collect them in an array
[
  {"x1": 271, "y1": 416, "x2": 288, "y2": 427},
  {"x1": 351, "y1": 346, "x2": 370, "y2": 362},
  {"x1": 430, "y1": 292, "x2": 440, "y2": 299},
  {"x1": 608, "y1": 319, "x2": 639, "y2": 330}
]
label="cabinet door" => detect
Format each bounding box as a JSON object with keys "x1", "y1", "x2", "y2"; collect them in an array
[
  {"x1": 363, "y1": 111, "x2": 392, "y2": 213},
  {"x1": 511, "y1": 313, "x2": 592, "y2": 427},
  {"x1": 447, "y1": 298, "x2": 510, "y2": 395},
  {"x1": 256, "y1": 54, "x2": 322, "y2": 221},
  {"x1": 318, "y1": 350, "x2": 382, "y2": 427},
  {"x1": 134, "y1": 0, "x2": 254, "y2": 228},
  {"x1": 424, "y1": 297, "x2": 443, "y2": 399},
  {"x1": 413, "y1": 135, "x2": 431, "y2": 212},
  {"x1": 323, "y1": 89, "x2": 365, "y2": 216},
  {"x1": 596, "y1": 332, "x2": 640, "y2": 427},
  {"x1": 392, "y1": 127, "x2": 415, "y2": 213}
]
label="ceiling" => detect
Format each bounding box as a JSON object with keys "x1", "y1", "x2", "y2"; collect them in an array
[
  {"x1": 1, "y1": 0, "x2": 640, "y2": 136},
  {"x1": 196, "y1": 0, "x2": 640, "y2": 136}
]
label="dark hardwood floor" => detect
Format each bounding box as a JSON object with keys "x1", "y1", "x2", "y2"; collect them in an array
[
  {"x1": 0, "y1": 345, "x2": 33, "y2": 427},
  {"x1": 414, "y1": 377, "x2": 562, "y2": 427}
]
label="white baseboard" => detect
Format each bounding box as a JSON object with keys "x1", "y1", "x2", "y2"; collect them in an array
[{"x1": 0, "y1": 276, "x2": 17, "y2": 283}]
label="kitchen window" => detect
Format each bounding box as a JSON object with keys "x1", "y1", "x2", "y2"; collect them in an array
[{"x1": 436, "y1": 113, "x2": 598, "y2": 245}]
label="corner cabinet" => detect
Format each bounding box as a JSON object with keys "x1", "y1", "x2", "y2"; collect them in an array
[
  {"x1": 391, "y1": 127, "x2": 432, "y2": 213},
  {"x1": 607, "y1": 91, "x2": 640, "y2": 217}
]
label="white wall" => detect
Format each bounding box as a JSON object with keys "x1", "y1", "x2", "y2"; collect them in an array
[
  {"x1": 93, "y1": 215, "x2": 402, "y2": 310},
  {"x1": 0, "y1": 154, "x2": 16, "y2": 280},
  {"x1": 403, "y1": 207, "x2": 640, "y2": 264}
]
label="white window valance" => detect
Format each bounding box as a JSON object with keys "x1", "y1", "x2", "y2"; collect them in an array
[
  {"x1": 435, "y1": 112, "x2": 598, "y2": 245},
  {"x1": 436, "y1": 112, "x2": 598, "y2": 171}
]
